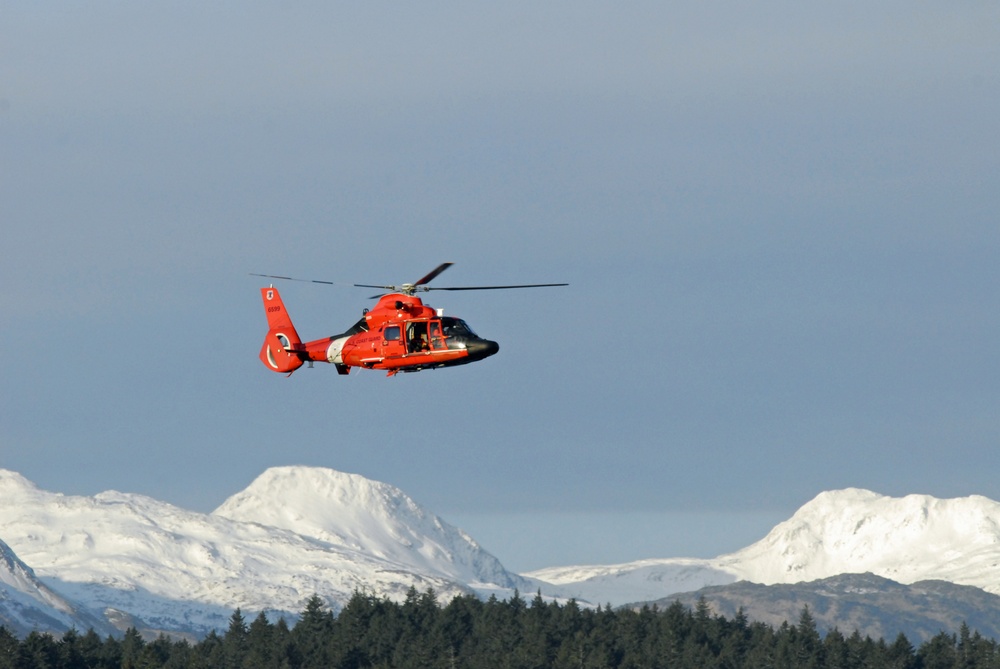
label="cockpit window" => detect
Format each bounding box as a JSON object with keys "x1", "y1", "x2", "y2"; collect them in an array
[
  {"x1": 441, "y1": 317, "x2": 477, "y2": 338},
  {"x1": 384, "y1": 325, "x2": 401, "y2": 341}
]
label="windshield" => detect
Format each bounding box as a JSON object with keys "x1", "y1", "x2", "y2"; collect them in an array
[{"x1": 441, "y1": 317, "x2": 478, "y2": 338}]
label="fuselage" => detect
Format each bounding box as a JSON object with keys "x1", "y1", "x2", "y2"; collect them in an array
[{"x1": 281, "y1": 293, "x2": 499, "y2": 375}]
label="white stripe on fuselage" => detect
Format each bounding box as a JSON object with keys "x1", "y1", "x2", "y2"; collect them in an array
[{"x1": 326, "y1": 336, "x2": 349, "y2": 364}]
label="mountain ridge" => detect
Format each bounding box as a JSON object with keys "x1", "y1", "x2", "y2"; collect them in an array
[
  {"x1": 0, "y1": 467, "x2": 533, "y2": 638},
  {"x1": 650, "y1": 572, "x2": 1000, "y2": 643},
  {"x1": 4, "y1": 468, "x2": 1000, "y2": 640}
]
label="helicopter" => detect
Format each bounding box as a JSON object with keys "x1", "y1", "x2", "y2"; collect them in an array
[{"x1": 253, "y1": 263, "x2": 567, "y2": 377}]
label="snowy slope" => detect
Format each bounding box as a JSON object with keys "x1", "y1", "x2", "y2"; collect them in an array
[
  {"x1": 528, "y1": 489, "x2": 1000, "y2": 606},
  {"x1": 0, "y1": 468, "x2": 529, "y2": 637},
  {"x1": 1, "y1": 536, "x2": 115, "y2": 637},
  {"x1": 213, "y1": 466, "x2": 525, "y2": 589},
  {"x1": 525, "y1": 558, "x2": 737, "y2": 607},
  {"x1": 720, "y1": 488, "x2": 1000, "y2": 586}
]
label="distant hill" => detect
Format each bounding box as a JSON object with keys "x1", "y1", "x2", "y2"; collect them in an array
[{"x1": 640, "y1": 573, "x2": 1000, "y2": 643}]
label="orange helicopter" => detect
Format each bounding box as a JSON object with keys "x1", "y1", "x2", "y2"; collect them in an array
[{"x1": 253, "y1": 263, "x2": 567, "y2": 376}]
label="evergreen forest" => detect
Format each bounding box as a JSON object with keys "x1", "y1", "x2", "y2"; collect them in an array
[{"x1": 3, "y1": 588, "x2": 999, "y2": 669}]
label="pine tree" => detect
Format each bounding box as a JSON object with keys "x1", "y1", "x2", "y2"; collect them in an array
[
  {"x1": 19, "y1": 631, "x2": 61, "y2": 669},
  {"x1": 331, "y1": 590, "x2": 379, "y2": 669},
  {"x1": 520, "y1": 591, "x2": 556, "y2": 667},
  {"x1": 140, "y1": 634, "x2": 175, "y2": 668},
  {"x1": 68, "y1": 629, "x2": 108, "y2": 669},
  {"x1": 794, "y1": 605, "x2": 824, "y2": 668},
  {"x1": 222, "y1": 608, "x2": 249, "y2": 669},
  {"x1": 822, "y1": 627, "x2": 850, "y2": 669},
  {"x1": 272, "y1": 617, "x2": 299, "y2": 669},
  {"x1": 881, "y1": 632, "x2": 914, "y2": 669},
  {"x1": 391, "y1": 588, "x2": 445, "y2": 669},
  {"x1": 95, "y1": 631, "x2": 123, "y2": 669},
  {"x1": 119, "y1": 627, "x2": 145, "y2": 669},
  {"x1": 0, "y1": 627, "x2": 18, "y2": 669},
  {"x1": 243, "y1": 611, "x2": 275, "y2": 669},
  {"x1": 294, "y1": 595, "x2": 334, "y2": 668}
]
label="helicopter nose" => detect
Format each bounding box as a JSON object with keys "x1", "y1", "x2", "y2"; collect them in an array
[{"x1": 466, "y1": 338, "x2": 500, "y2": 360}]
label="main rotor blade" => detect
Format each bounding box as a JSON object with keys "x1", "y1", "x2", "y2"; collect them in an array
[
  {"x1": 353, "y1": 263, "x2": 454, "y2": 298},
  {"x1": 414, "y1": 262, "x2": 454, "y2": 286},
  {"x1": 423, "y1": 283, "x2": 569, "y2": 291},
  {"x1": 353, "y1": 283, "x2": 395, "y2": 299},
  {"x1": 250, "y1": 273, "x2": 336, "y2": 285}
]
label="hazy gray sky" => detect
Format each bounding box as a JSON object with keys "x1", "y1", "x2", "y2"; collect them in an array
[{"x1": 2, "y1": 2, "x2": 998, "y2": 571}]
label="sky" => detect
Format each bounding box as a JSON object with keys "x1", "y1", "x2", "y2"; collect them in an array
[{"x1": 2, "y1": 2, "x2": 998, "y2": 572}]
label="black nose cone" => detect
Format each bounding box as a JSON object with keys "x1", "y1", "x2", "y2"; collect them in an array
[{"x1": 467, "y1": 339, "x2": 500, "y2": 361}]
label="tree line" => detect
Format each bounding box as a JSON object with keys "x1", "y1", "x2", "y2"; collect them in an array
[{"x1": 2, "y1": 587, "x2": 998, "y2": 668}]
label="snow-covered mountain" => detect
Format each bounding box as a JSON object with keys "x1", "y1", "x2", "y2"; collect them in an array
[
  {"x1": 0, "y1": 467, "x2": 533, "y2": 637},
  {"x1": 720, "y1": 488, "x2": 1000, "y2": 586},
  {"x1": 527, "y1": 488, "x2": 1000, "y2": 606},
  {"x1": 0, "y1": 537, "x2": 115, "y2": 637},
  {"x1": 5, "y1": 468, "x2": 1000, "y2": 638},
  {"x1": 213, "y1": 467, "x2": 519, "y2": 589}
]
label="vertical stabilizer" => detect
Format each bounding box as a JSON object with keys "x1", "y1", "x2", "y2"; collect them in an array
[{"x1": 259, "y1": 286, "x2": 304, "y2": 373}]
